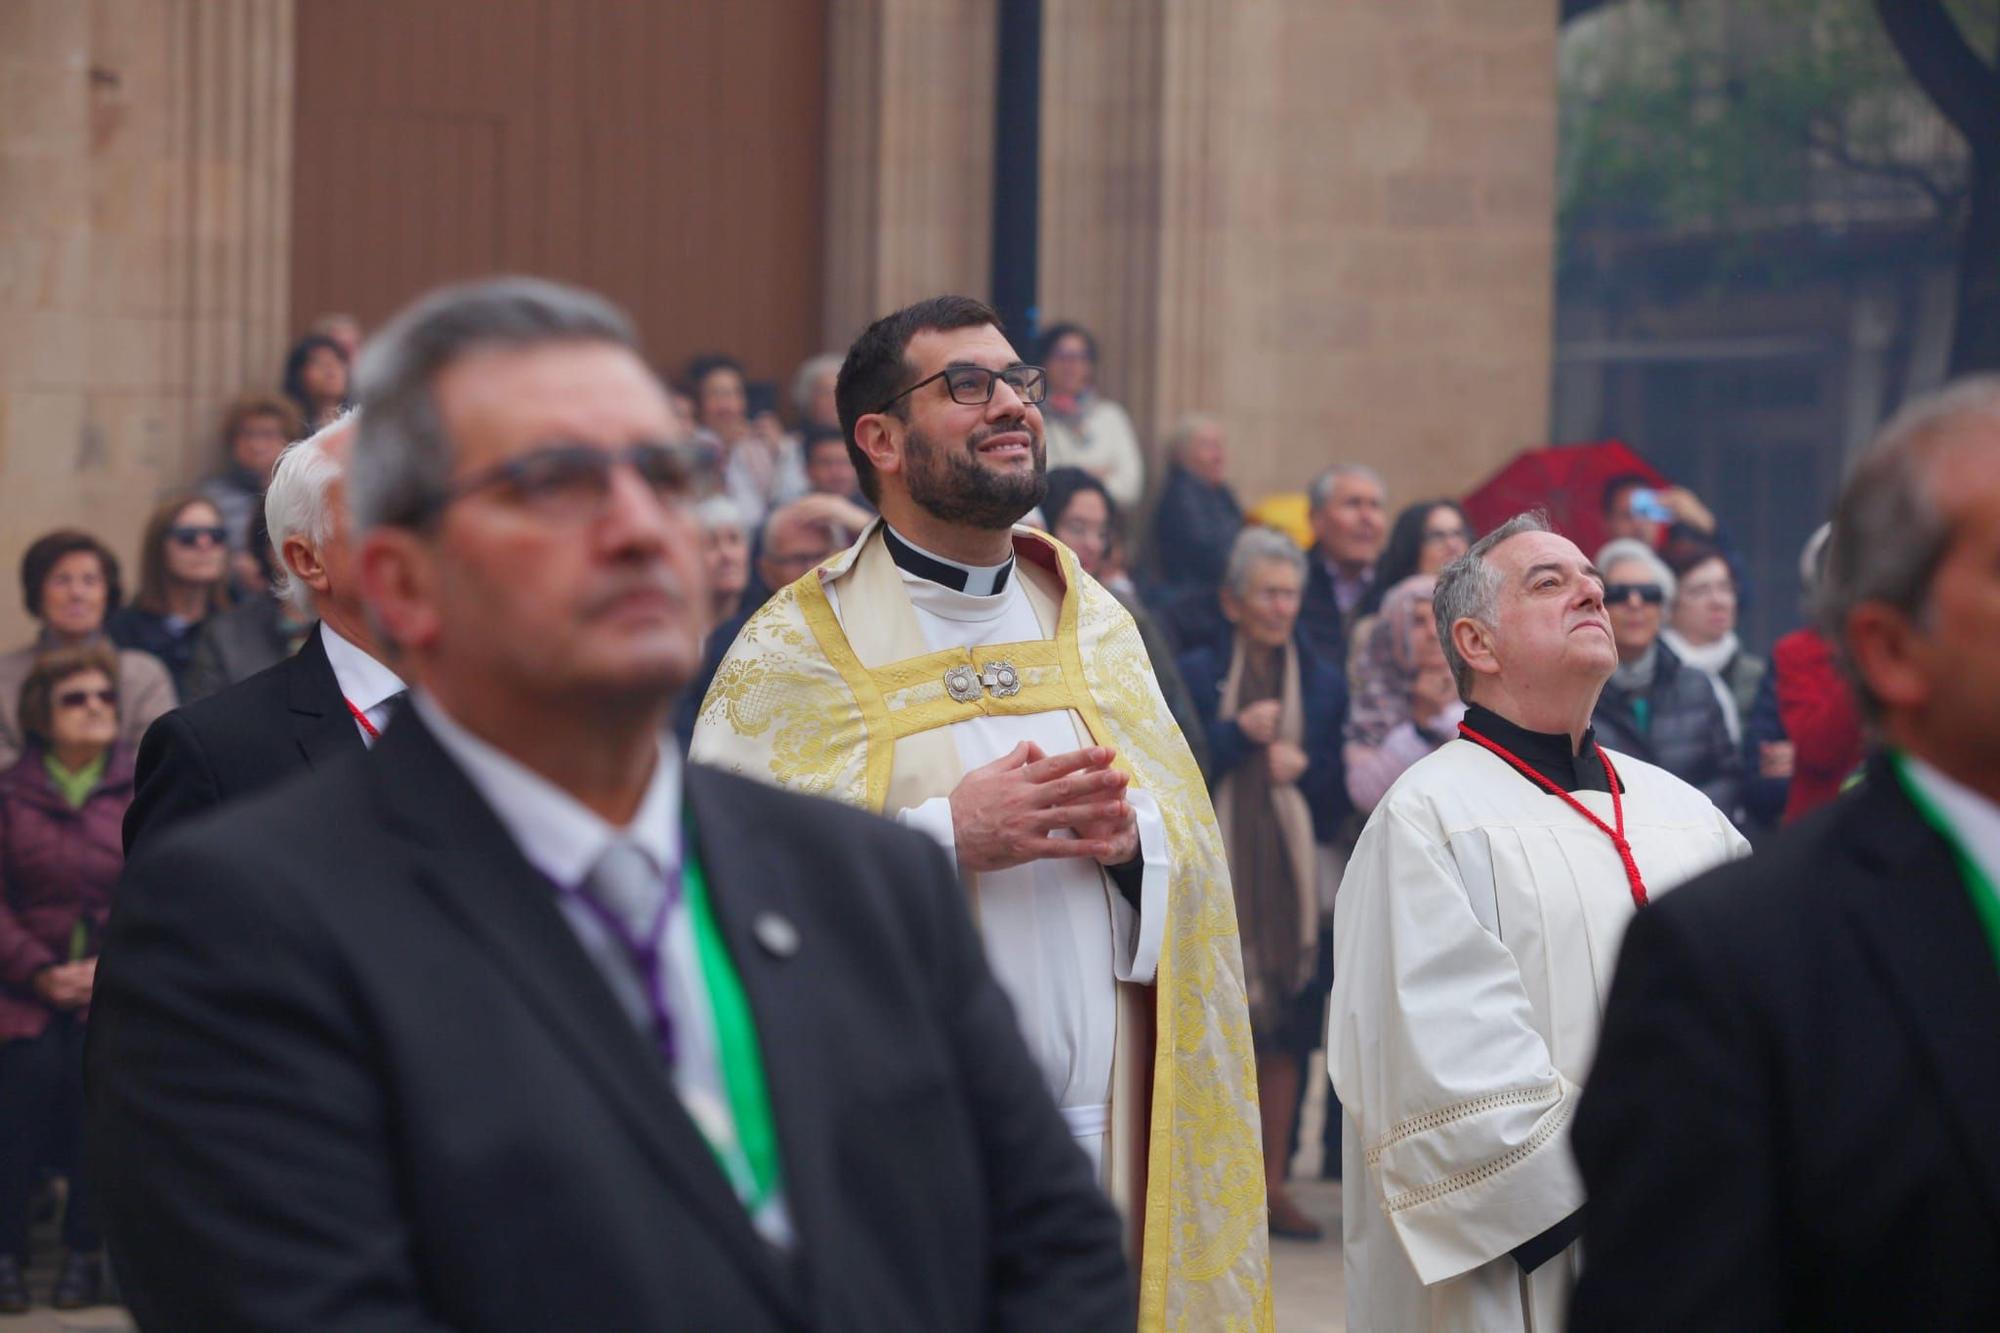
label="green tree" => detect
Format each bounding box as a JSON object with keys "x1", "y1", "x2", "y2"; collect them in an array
[{"x1": 1561, "y1": 0, "x2": 2000, "y2": 371}]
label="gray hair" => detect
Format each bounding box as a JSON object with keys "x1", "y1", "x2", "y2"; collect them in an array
[
  {"x1": 265, "y1": 409, "x2": 356, "y2": 615},
  {"x1": 1307, "y1": 463, "x2": 1386, "y2": 512},
  {"x1": 1820, "y1": 374, "x2": 2000, "y2": 715},
  {"x1": 790, "y1": 352, "x2": 844, "y2": 418},
  {"x1": 1434, "y1": 510, "x2": 1553, "y2": 701},
  {"x1": 1594, "y1": 537, "x2": 1677, "y2": 605},
  {"x1": 1163, "y1": 412, "x2": 1222, "y2": 462},
  {"x1": 349, "y1": 276, "x2": 639, "y2": 534},
  {"x1": 696, "y1": 495, "x2": 747, "y2": 535},
  {"x1": 1224, "y1": 524, "x2": 1308, "y2": 597}
]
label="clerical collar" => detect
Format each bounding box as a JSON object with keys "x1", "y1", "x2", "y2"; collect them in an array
[
  {"x1": 1460, "y1": 703, "x2": 1618, "y2": 795},
  {"x1": 881, "y1": 523, "x2": 1014, "y2": 596}
]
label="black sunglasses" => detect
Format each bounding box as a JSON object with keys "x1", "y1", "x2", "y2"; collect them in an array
[
  {"x1": 420, "y1": 440, "x2": 698, "y2": 524},
  {"x1": 168, "y1": 525, "x2": 228, "y2": 547},
  {"x1": 870, "y1": 364, "x2": 1048, "y2": 415},
  {"x1": 1605, "y1": 582, "x2": 1665, "y2": 606},
  {"x1": 56, "y1": 687, "x2": 117, "y2": 709}
]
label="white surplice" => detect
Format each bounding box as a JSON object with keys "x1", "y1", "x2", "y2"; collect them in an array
[
  {"x1": 823, "y1": 562, "x2": 1169, "y2": 1177},
  {"x1": 1329, "y1": 738, "x2": 1748, "y2": 1331}
]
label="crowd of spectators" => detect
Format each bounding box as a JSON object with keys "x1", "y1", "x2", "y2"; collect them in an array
[{"x1": 0, "y1": 308, "x2": 1867, "y2": 1309}]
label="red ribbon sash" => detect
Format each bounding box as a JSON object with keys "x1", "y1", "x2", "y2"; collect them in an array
[{"x1": 1457, "y1": 723, "x2": 1649, "y2": 909}]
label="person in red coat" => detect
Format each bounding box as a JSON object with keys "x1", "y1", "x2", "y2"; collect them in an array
[
  {"x1": 1772, "y1": 626, "x2": 1864, "y2": 823},
  {"x1": 0, "y1": 643, "x2": 132, "y2": 1311}
]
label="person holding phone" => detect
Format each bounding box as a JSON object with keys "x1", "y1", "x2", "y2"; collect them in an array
[{"x1": 1602, "y1": 472, "x2": 1721, "y2": 559}]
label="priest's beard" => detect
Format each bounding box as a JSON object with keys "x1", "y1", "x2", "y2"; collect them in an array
[{"x1": 903, "y1": 421, "x2": 1047, "y2": 529}]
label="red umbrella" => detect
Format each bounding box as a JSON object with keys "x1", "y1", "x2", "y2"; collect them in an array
[{"x1": 1460, "y1": 440, "x2": 1664, "y2": 559}]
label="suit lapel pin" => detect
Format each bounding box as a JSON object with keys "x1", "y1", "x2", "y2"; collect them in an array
[{"x1": 752, "y1": 911, "x2": 800, "y2": 959}]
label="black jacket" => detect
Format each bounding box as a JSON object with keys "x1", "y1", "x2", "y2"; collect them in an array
[
  {"x1": 123, "y1": 623, "x2": 365, "y2": 856},
  {"x1": 1296, "y1": 548, "x2": 1367, "y2": 670},
  {"x1": 1572, "y1": 761, "x2": 2000, "y2": 1329},
  {"x1": 1151, "y1": 465, "x2": 1242, "y2": 595},
  {"x1": 88, "y1": 710, "x2": 1131, "y2": 1331},
  {"x1": 1591, "y1": 640, "x2": 1743, "y2": 818},
  {"x1": 180, "y1": 595, "x2": 293, "y2": 704}
]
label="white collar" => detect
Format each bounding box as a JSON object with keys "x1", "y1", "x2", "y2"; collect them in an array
[
  {"x1": 411, "y1": 691, "x2": 681, "y2": 888},
  {"x1": 320, "y1": 621, "x2": 406, "y2": 712},
  {"x1": 883, "y1": 522, "x2": 1015, "y2": 597},
  {"x1": 1902, "y1": 756, "x2": 2000, "y2": 894}
]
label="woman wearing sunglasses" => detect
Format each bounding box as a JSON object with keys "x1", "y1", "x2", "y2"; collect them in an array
[
  {"x1": 0, "y1": 532, "x2": 175, "y2": 771},
  {"x1": 104, "y1": 494, "x2": 233, "y2": 696},
  {"x1": 0, "y1": 644, "x2": 131, "y2": 1311},
  {"x1": 1591, "y1": 538, "x2": 1745, "y2": 822}
]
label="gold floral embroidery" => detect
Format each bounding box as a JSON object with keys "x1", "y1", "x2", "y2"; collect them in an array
[{"x1": 690, "y1": 535, "x2": 1273, "y2": 1332}]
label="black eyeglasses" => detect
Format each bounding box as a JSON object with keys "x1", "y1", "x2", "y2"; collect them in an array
[
  {"x1": 1605, "y1": 583, "x2": 1665, "y2": 606},
  {"x1": 56, "y1": 687, "x2": 117, "y2": 709},
  {"x1": 870, "y1": 364, "x2": 1048, "y2": 415},
  {"x1": 168, "y1": 525, "x2": 228, "y2": 548},
  {"x1": 421, "y1": 440, "x2": 698, "y2": 525}
]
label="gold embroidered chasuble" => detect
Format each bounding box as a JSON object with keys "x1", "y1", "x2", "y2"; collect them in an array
[{"x1": 690, "y1": 523, "x2": 1271, "y2": 1331}]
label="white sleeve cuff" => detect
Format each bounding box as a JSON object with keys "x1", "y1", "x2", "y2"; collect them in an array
[
  {"x1": 1110, "y1": 788, "x2": 1169, "y2": 985},
  {"x1": 896, "y1": 795, "x2": 959, "y2": 875}
]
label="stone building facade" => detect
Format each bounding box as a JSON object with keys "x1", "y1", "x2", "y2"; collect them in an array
[{"x1": 1, "y1": 0, "x2": 1557, "y2": 644}]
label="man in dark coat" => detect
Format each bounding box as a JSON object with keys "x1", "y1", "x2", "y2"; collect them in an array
[
  {"x1": 1297, "y1": 464, "x2": 1387, "y2": 666},
  {"x1": 1573, "y1": 377, "x2": 2000, "y2": 1328},
  {"x1": 1150, "y1": 414, "x2": 1243, "y2": 599},
  {"x1": 123, "y1": 414, "x2": 406, "y2": 855},
  {"x1": 89, "y1": 277, "x2": 1130, "y2": 1331}
]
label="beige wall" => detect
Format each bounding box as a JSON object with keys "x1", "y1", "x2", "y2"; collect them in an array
[
  {"x1": 0, "y1": 0, "x2": 292, "y2": 647},
  {"x1": 1040, "y1": 0, "x2": 1558, "y2": 514},
  {"x1": 821, "y1": 0, "x2": 998, "y2": 352}
]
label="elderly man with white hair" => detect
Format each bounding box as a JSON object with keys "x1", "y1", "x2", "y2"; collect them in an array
[
  {"x1": 1328, "y1": 510, "x2": 1747, "y2": 1332},
  {"x1": 1590, "y1": 537, "x2": 1744, "y2": 819},
  {"x1": 122, "y1": 412, "x2": 406, "y2": 853}
]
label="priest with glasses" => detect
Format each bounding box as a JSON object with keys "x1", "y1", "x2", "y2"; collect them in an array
[{"x1": 693, "y1": 296, "x2": 1270, "y2": 1330}]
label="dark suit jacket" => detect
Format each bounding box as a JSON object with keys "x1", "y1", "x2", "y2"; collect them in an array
[
  {"x1": 1571, "y1": 761, "x2": 2000, "y2": 1329},
  {"x1": 87, "y1": 710, "x2": 1130, "y2": 1331},
  {"x1": 180, "y1": 595, "x2": 293, "y2": 704},
  {"x1": 122, "y1": 623, "x2": 363, "y2": 856},
  {"x1": 1297, "y1": 547, "x2": 1364, "y2": 669}
]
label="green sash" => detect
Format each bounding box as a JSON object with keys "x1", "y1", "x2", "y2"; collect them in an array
[
  {"x1": 681, "y1": 831, "x2": 783, "y2": 1214},
  {"x1": 1890, "y1": 753, "x2": 2000, "y2": 975}
]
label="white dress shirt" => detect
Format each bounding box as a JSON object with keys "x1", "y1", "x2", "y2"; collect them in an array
[
  {"x1": 319, "y1": 622, "x2": 406, "y2": 746},
  {"x1": 411, "y1": 692, "x2": 794, "y2": 1246}
]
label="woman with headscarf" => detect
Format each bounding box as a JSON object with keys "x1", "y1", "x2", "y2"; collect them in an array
[{"x1": 1343, "y1": 573, "x2": 1465, "y2": 813}]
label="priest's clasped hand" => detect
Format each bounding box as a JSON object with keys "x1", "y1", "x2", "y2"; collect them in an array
[{"x1": 949, "y1": 741, "x2": 1138, "y2": 873}]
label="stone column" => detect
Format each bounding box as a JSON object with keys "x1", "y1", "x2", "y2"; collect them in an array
[
  {"x1": 0, "y1": 0, "x2": 293, "y2": 645},
  {"x1": 1040, "y1": 0, "x2": 1559, "y2": 510},
  {"x1": 821, "y1": 0, "x2": 997, "y2": 349}
]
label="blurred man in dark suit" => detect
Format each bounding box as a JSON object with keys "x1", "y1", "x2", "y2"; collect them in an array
[
  {"x1": 123, "y1": 412, "x2": 405, "y2": 854},
  {"x1": 88, "y1": 277, "x2": 1128, "y2": 1331},
  {"x1": 1574, "y1": 376, "x2": 2000, "y2": 1328}
]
